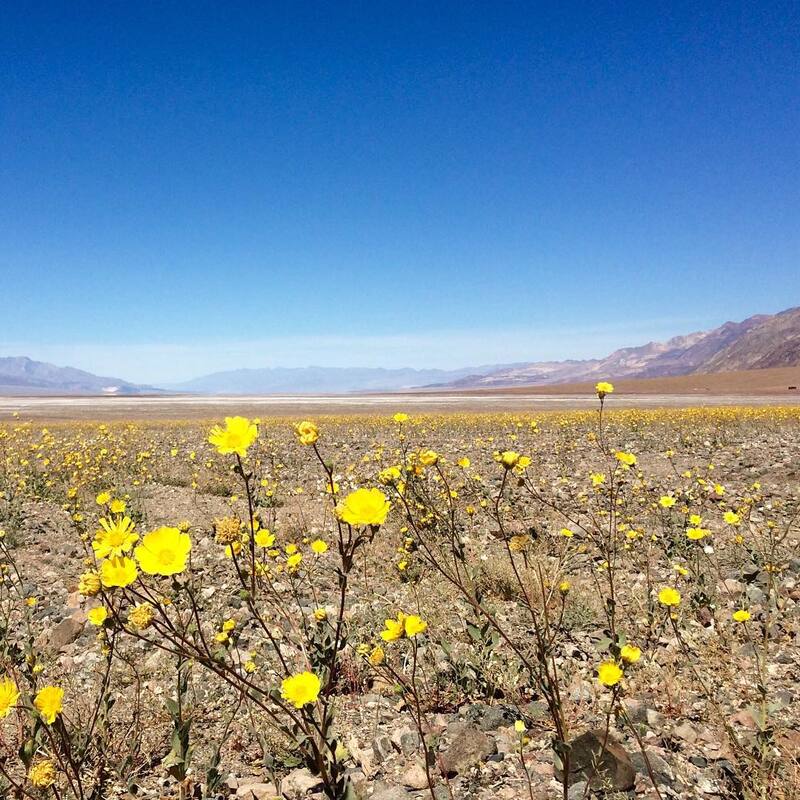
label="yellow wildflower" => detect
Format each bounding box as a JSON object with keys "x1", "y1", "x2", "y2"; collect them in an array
[
  {"x1": 208, "y1": 417, "x2": 258, "y2": 457},
  {"x1": 92, "y1": 516, "x2": 138, "y2": 559},
  {"x1": 100, "y1": 556, "x2": 138, "y2": 588},
  {"x1": 135, "y1": 527, "x2": 191, "y2": 576},
  {"x1": 29, "y1": 760, "x2": 57, "y2": 788},
  {"x1": 595, "y1": 382, "x2": 614, "y2": 398},
  {"x1": 34, "y1": 686, "x2": 63, "y2": 724},
  {"x1": 597, "y1": 660, "x2": 623, "y2": 687},
  {"x1": 281, "y1": 672, "x2": 321, "y2": 709},
  {"x1": 0, "y1": 678, "x2": 20, "y2": 718},
  {"x1": 128, "y1": 602, "x2": 155, "y2": 630},
  {"x1": 658, "y1": 587, "x2": 681, "y2": 607},
  {"x1": 295, "y1": 420, "x2": 319, "y2": 445},
  {"x1": 336, "y1": 488, "x2": 391, "y2": 527},
  {"x1": 87, "y1": 606, "x2": 108, "y2": 626},
  {"x1": 620, "y1": 644, "x2": 641, "y2": 664},
  {"x1": 78, "y1": 570, "x2": 101, "y2": 597}
]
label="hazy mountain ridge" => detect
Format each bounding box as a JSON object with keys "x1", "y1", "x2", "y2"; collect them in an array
[
  {"x1": 2, "y1": 307, "x2": 798, "y2": 395},
  {"x1": 166, "y1": 364, "x2": 526, "y2": 394},
  {"x1": 0, "y1": 357, "x2": 159, "y2": 395},
  {"x1": 448, "y1": 308, "x2": 800, "y2": 388}
]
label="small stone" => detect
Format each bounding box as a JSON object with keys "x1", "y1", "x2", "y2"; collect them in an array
[
  {"x1": 776, "y1": 729, "x2": 800, "y2": 762},
  {"x1": 370, "y1": 783, "x2": 412, "y2": 800},
  {"x1": 646, "y1": 708, "x2": 665, "y2": 728},
  {"x1": 672, "y1": 721, "x2": 698, "y2": 744},
  {"x1": 524, "y1": 700, "x2": 549, "y2": 720},
  {"x1": 372, "y1": 734, "x2": 395, "y2": 762},
  {"x1": 224, "y1": 775, "x2": 240, "y2": 791},
  {"x1": 345, "y1": 768, "x2": 368, "y2": 796},
  {"x1": 567, "y1": 780, "x2": 587, "y2": 800},
  {"x1": 631, "y1": 748, "x2": 674, "y2": 786},
  {"x1": 391, "y1": 726, "x2": 421, "y2": 757},
  {"x1": 236, "y1": 781, "x2": 279, "y2": 800},
  {"x1": 494, "y1": 731, "x2": 516, "y2": 755},
  {"x1": 347, "y1": 739, "x2": 377, "y2": 777},
  {"x1": 48, "y1": 612, "x2": 86, "y2": 651},
  {"x1": 557, "y1": 729, "x2": 635, "y2": 790},
  {"x1": 623, "y1": 698, "x2": 646, "y2": 724},
  {"x1": 721, "y1": 578, "x2": 744, "y2": 595},
  {"x1": 439, "y1": 722, "x2": 497, "y2": 776},
  {"x1": 463, "y1": 703, "x2": 516, "y2": 731},
  {"x1": 399, "y1": 762, "x2": 429, "y2": 790},
  {"x1": 280, "y1": 768, "x2": 322, "y2": 798}
]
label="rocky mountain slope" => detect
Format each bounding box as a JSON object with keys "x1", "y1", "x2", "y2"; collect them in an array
[
  {"x1": 446, "y1": 307, "x2": 800, "y2": 388},
  {"x1": 0, "y1": 356, "x2": 159, "y2": 395},
  {"x1": 3, "y1": 307, "x2": 798, "y2": 395}
]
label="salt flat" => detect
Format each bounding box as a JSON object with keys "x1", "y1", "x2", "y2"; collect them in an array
[{"x1": 1, "y1": 392, "x2": 799, "y2": 420}]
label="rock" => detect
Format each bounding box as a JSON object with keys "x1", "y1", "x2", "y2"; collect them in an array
[
  {"x1": 439, "y1": 722, "x2": 497, "y2": 776},
  {"x1": 236, "y1": 781, "x2": 280, "y2": 800},
  {"x1": 463, "y1": 703, "x2": 516, "y2": 731},
  {"x1": 742, "y1": 562, "x2": 760, "y2": 581},
  {"x1": 48, "y1": 612, "x2": 86, "y2": 651},
  {"x1": 347, "y1": 739, "x2": 377, "y2": 777},
  {"x1": 556, "y1": 730, "x2": 635, "y2": 790},
  {"x1": 730, "y1": 709, "x2": 757, "y2": 729},
  {"x1": 567, "y1": 781, "x2": 587, "y2": 800},
  {"x1": 631, "y1": 748, "x2": 674, "y2": 786},
  {"x1": 524, "y1": 700, "x2": 549, "y2": 720},
  {"x1": 280, "y1": 768, "x2": 322, "y2": 798},
  {"x1": 372, "y1": 734, "x2": 395, "y2": 762},
  {"x1": 776, "y1": 728, "x2": 800, "y2": 762},
  {"x1": 570, "y1": 683, "x2": 593, "y2": 704},
  {"x1": 370, "y1": 783, "x2": 412, "y2": 800},
  {"x1": 746, "y1": 585, "x2": 766, "y2": 605},
  {"x1": 345, "y1": 768, "x2": 368, "y2": 796},
  {"x1": 623, "y1": 698, "x2": 647, "y2": 724},
  {"x1": 721, "y1": 578, "x2": 745, "y2": 595},
  {"x1": 399, "y1": 761, "x2": 429, "y2": 790},
  {"x1": 494, "y1": 730, "x2": 517, "y2": 755},
  {"x1": 646, "y1": 708, "x2": 665, "y2": 728},
  {"x1": 390, "y1": 726, "x2": 421, "y2": 756},
  {"x1": 672, "y1": 721, "x2": 698, "y2": 744}
]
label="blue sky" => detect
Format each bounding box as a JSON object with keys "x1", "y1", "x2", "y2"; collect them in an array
[{"x1": 1, "y1": 2, "x2": 798, "y2": 383}]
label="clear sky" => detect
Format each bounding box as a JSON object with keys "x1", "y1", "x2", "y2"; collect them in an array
[{"x1": 1, "y1": 2, "x2": 798, "y2": 383}]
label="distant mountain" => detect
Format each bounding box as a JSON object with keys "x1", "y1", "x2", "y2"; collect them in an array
[
  {"x1": 444, "y1": 307, "x2": 800, "y2": 388},
  {"x1": 703, "y1": 307, "x2": 800, "y2": 371},
  {"x1": 0, "y1": 356, "x2": 160, "y2": 395},
  {"x1": 5, "y1": 306, "x2": 798, "y2": 397},
  {"x1": 167, "y1": 364, "x2": 523, "y2": 394}
]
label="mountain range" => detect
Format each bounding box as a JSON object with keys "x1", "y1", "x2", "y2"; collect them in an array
[
  {"x1": 445, "y1": 306, "x2": 800, "y2": 388},
  {"x1": 0, "y1": 357, "x2": 161, "y2": 396},
  {"x1": 2, "y1": 306, "x2": 799, "y2": 394},
  {"x1": 163, "y1": 365, "x2": 523, "y2": 394}
]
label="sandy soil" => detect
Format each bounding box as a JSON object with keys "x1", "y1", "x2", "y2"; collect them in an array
[
  {"x1": 0, "y1": 391, "x2": 799, "y2": 420},
  {"x1": 1, "y1": 367, "x2": 799, "y2": 420},
  {"x1": 440, "y1": 366, "x2": 800, "y2": 396}
]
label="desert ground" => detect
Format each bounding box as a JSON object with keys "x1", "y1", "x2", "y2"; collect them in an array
[
  {"x1": 446, "y1": 367, "x2": 800, "y2": 397},
  {"x1": 2, "y1": 368, "x2": 798, "y2": 421},
  {"x1": 0, "y1": 397, "x2": 798, "y2": 800},
  {"x1": 2, "y1": 391, "x2": 799, "y2": 421}
]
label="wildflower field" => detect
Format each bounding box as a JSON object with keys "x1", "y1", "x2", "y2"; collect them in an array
[{"x1": 0, "y1": 395, "x2": 799, "y2": 800}]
